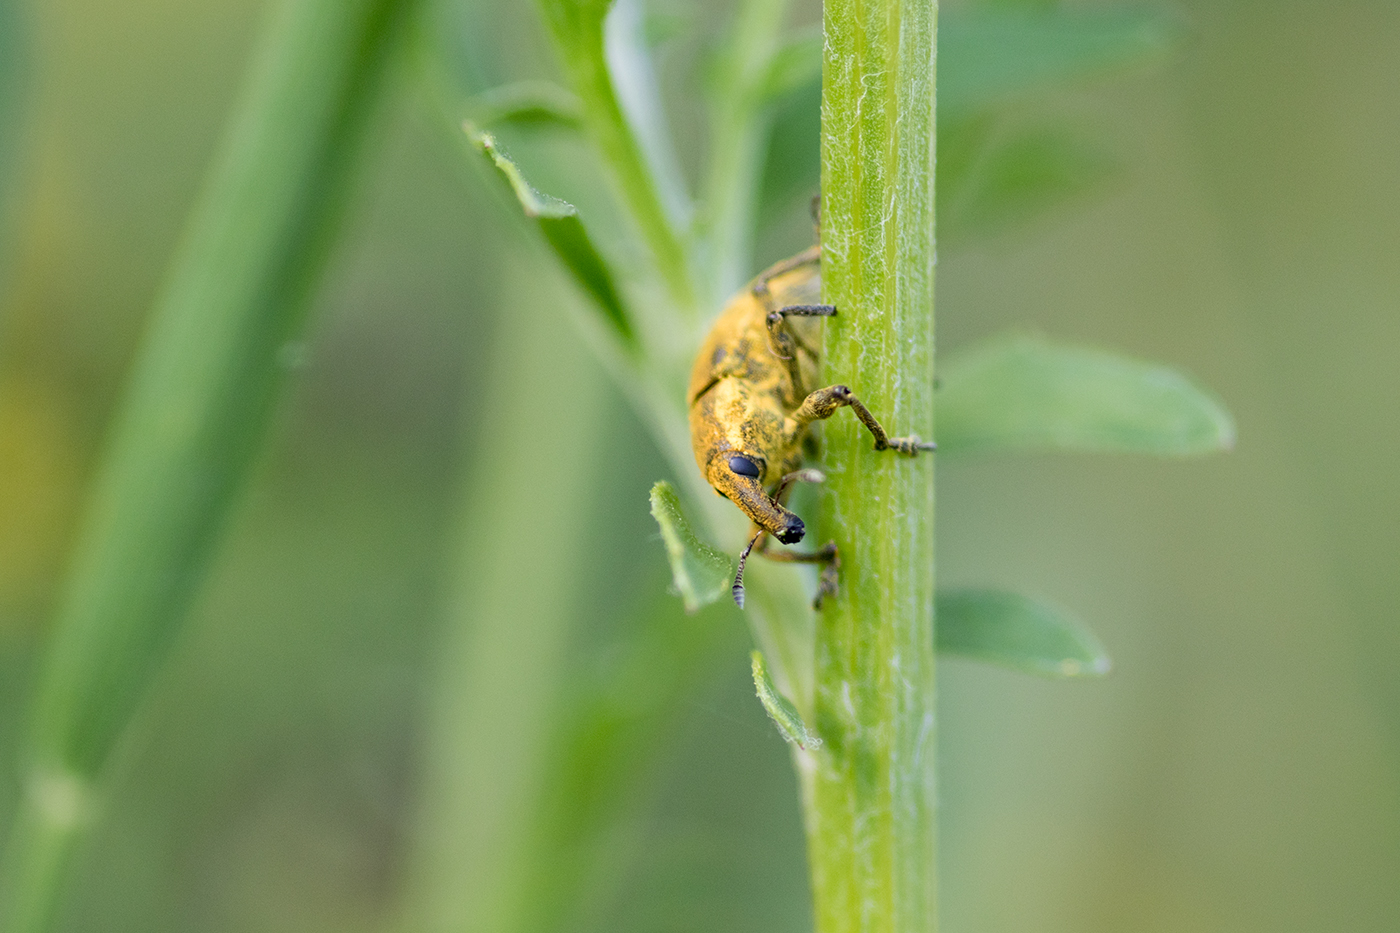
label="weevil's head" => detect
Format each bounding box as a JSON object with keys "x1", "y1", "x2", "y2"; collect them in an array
[{"x1": 705, "y1": 451, "x2": 806, "y2": 544}]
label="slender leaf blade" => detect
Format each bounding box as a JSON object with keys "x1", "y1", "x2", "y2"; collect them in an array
[
  {"x1": 938, "y1": 333, "x2": 1235, "y2": 456},
  {"x1": 649, "y1": 482, "x2": 732, "y2": 613},
  {"x1": 1, "y1": 1, "x2": 419, "y2": 927},
  {"x1": 467, "y1": 126, "x2": 636, "y2": 348},
  {"x1": 937, "y1": 589, "x2": 1111, "y2": 678},
  {"x1": 752, "y1": 650, "x2": 821, "y2": 750}
]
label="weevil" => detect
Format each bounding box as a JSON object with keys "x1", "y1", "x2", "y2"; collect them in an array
[{"x1": 688, "y1": 246, "x2": 935, "y2": 609}]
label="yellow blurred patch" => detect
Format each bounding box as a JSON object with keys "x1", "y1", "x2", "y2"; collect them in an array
[{"x1": 0, "y1": 376, "x2": 81, "y2": 632}]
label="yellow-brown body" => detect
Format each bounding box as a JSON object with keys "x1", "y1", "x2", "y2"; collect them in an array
[
  {"x1": 688, "y1": 249, "x2": 827, "y2": 544},
  {"x1": 689, "y1": 247, "x2": 934, "y2": 588}
]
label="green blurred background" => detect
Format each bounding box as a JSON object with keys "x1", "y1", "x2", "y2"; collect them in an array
[{"x1": 0, "y1": 0, "x2": 1397, "y2": 931}]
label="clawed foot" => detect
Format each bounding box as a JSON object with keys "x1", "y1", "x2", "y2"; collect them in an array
[{"x1": 879, "y1": 435, "x2": 936, "y2": 455}]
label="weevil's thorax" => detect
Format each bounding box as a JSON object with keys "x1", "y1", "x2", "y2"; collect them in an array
[{"x1": 687, "y1": 260, "x2": 824, "y2": 499}]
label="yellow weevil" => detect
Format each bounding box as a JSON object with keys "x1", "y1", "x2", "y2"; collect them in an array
[{"x1": 688, "y1": 246, "x2": 935, "y2": 608}]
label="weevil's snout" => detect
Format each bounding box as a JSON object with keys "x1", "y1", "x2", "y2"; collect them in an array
[
  {"x1": 708, "y1": 454, "x2": 807, "y2": 544},
  {"x1": 776, "y1": 515, "x2": 805, "y2": 544}
]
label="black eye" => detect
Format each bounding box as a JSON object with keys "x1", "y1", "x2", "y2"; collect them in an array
[{"x1": 728, "y1": 455, "x2": 761, "y2": 478}]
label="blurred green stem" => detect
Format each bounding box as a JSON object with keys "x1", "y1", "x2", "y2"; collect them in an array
[
  {"x1": 534, "y1": 0, "x2": 696, "y2": 314},
  {"x1": 0, "y1": 0, "x2": 415, "y2": 929},
  {"x1": 808, "y1": 0, "x2": 937, "y2": 930},
  {"x1": 700, "y1": 0, "x2": 791, "y2": 301},
  {"x1": 400, "y1": 262, "x2": 610, "y2": 933}
]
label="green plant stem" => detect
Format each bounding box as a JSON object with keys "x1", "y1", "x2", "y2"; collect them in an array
[
  {"x1": 400, "y1": 262, "x2": 611, "y2": 933},
  {"x1": 534, "y1": 0, "x2": 696, "y2": 314},
  {"x1": 808, "y1": 0, "x2": 937, "y2": 930},
  {"x1": 0, "y1": 1, "x2": 415, "y2": 929},
  {"x1": 699, "y1": 0, "x2": 791, "y2": 301}
]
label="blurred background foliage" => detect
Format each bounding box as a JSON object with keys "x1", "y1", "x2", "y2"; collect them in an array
[{"x1": 0, "y1": 0, "x2": 1397, "y2": 931}]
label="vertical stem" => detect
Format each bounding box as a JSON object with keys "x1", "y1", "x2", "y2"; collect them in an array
[
  {"x1": 400, "y1": 261, "x2": 611, "y2": 933},
  {"x1": 808, "y1": 0, "x2": 936, "y2": 930},
  {"x1": 0, "y1": 1, "x2": 416, "y2": 929}
]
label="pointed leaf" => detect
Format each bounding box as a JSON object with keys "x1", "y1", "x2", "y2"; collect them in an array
[
  {"x1": 467, "y1": 126, "x2": 636, "y2": 349},
  {"x1": 938, "y1": 334, "x2": 1235, "y2": 456},
  {"x1": 941, "y1": 8, "x2": 1184, "y2": 113},
  {"x1": 751, "y1": 650, "x2": 822, "y2": 749},
  {"x1": 471, "y1": 81, "x2": 582, "y2": 130},
  {"x1": 937, "y1": 589, "x2": 1110, "y2": 678},
  {"x1": 649, "y1": 482, "x2": 732, "y2": 613}
]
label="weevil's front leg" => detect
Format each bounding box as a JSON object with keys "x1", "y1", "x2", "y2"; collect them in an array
[{"x1": 792, "y1": 384, "x2": 936, "y2": 454}]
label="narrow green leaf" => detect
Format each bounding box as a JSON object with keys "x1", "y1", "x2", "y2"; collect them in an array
[
  {"x1": 470, "y1": 81, "x2": 582, "y2": 130},
  {"x1": 938, "y1": 334, "x2": 1235, "y2": 456},
  {"x1": 1, "y1": 0, "x2": 418, "y2": 927},
  {"x1": 751, "y1": 650, "x2": 821, "y2": 750},
  {"x1": 648, "y1": 482, "x2": 732, "y2": 613},
  {"x1": 467, "y1": 126, "x2": 636, "y2": 349},
  {"x1": 937, "y1": 589, "x2": 1111, "y2": 678},
  {"x1": 941, "y1": 8, "x2": 1184, "y2": 113},
  {"x1": 940, "y1": 124, "x2": 1119, "y2": 245}
]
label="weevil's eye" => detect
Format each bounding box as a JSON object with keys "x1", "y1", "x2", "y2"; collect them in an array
[{"x1": 728, "y1": 455, "x2": 762, "y2": 478}]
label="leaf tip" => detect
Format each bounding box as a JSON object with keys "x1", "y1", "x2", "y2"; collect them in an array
[
  {"x1": 1056, "y1": 651, "x2": 1112, "y2": 678},
  {"x1": 751, "y1": 651, "x2": 821, "y2": 750},
  {"x1": 649, "y1": 482, "x2": 731, "y2": 613},
  {"x1": 936, "y1": 588, "x2": 1112, "y2": 679}
]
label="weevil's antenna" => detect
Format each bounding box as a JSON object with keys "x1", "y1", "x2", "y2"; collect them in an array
[
  {"x1": 775, "y1": 468, "x2": 825, "y2": 502},
  {"x1": 732, "y1": 530, "x2": 764, "y2": 609}
]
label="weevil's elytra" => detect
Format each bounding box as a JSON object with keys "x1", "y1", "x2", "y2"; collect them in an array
[{"x1": 688, "y1": 247, "x2": 934, "y2": 608}]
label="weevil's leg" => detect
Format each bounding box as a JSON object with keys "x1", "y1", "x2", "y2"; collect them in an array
[
  {"x1": 756, "y1": 540, "x2": 841, "y2": 610},
  {"x1": 793, "y1": 384, "x2": 937, "y2": 454},
  {"x1": 753, "y1": 245, "x2": 826, "y2": 363},
  {"x1": 773, "y1": 304, "x2": 837, "y2": 317},
  {"x1": 814, "y1": 547, "x2": 840, "y2": 608},
  {"x1": 770, "y1": 304, "x2": 834, "y2": 361},
  {"x1": 766, "y1": 302, "x2": 837, "y2": 394}
]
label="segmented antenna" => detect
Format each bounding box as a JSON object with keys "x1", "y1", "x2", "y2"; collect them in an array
[{"x1": 731, "y1": 530, "x2": 763, "y2": 609}]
